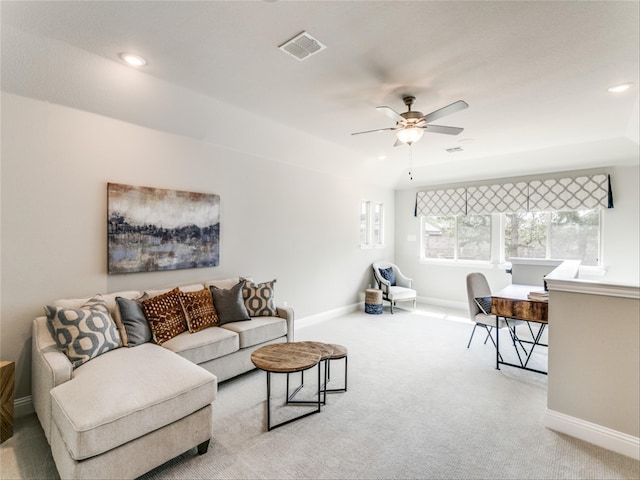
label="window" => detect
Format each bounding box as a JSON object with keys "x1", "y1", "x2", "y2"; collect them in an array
[
  {"x1": 422, "y1": 214, "x2": 491, "y2": 261},
  {"x1": 503, "y1": 209, "x2": 600, "y2": 266},
  {"x1": 360, "y1": 201, "x2": 384, "y2": 248},
  {"x1": 372, "y1": 203, "x2": 384, "y2": 246},
  {"x1": 360, "y1": 201, "x2": 370, "y2": 245}
]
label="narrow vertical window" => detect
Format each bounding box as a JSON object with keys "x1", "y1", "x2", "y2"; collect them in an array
[
  {"x1": 360, "y1": 201, "x2": 370, "y2": 246},
  {"x1": 372, "y1": 203, "x2": 384, "y2": 246}
]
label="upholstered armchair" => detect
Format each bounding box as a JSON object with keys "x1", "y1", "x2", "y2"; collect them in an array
[{"x1": 371, "y1": 262, "x2": 417, "y2": 313}]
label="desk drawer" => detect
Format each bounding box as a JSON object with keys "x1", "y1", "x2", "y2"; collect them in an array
[{"x1": 491, "y1": 297, "x2": 548, "y2": 323}]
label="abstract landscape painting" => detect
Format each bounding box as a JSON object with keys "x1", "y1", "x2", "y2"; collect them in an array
[{"x1": 108, "y1": 183, "x2": 220, "y2": 274}]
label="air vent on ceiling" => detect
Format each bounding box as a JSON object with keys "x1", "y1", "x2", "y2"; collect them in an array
[
  {"x1": 446, "y1": 147, "x2": 464, "y2": 153},
  {"x1": 278, "y1": 31, "x2": 326, "y2": 61}
]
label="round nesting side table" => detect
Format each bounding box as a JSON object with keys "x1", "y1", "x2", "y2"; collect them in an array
[
  {"x1": 326, "y1": 344, "x2": 348, "y2": 393},
  {"x1": 251, "y1": 342, "x2": 322, "y2": 431}
]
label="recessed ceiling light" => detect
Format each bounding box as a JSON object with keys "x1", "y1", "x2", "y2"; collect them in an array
[
  {"x1": 608, "y1": 83, "x2": 632, "y2": 93},
  {"x1": 119, "y1": 53, "x2": 146, "y2": 67}
]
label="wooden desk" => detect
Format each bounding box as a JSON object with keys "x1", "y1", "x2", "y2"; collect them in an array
[
  {"x1": 1, "y1": 361, "x2": 15, "y2": 443},
  {"x1": 492, "y1": 285, "x2": 548, "y2": 374}
]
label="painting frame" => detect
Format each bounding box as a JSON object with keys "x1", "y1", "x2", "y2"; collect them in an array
[{"x1": 107, "y1": 183, "x2": 220, "y2": 274}]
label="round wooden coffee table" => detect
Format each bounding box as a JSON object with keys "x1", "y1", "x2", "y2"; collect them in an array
[
  {"x1": 251, "y1": 342, "x2": 323, "y2": 430},
  {"x1": 326, "y1": 343, "x2": 348, "y2": 392},
  {"x1": 295, "y1": 342, "x2": 335, "y2": 404}
]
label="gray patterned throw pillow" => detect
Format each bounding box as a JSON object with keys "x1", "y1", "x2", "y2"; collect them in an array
[
  {"x1": 474, "y1": 296, "x2": 493, "y2": 315},
  {"x1": 45, "y1": 295, "x2": 122, "y2": 368}
]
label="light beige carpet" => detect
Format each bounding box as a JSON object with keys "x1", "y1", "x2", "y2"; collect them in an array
[{"x1": 1, "y1": 304, "x2": 638, "y2": 479}]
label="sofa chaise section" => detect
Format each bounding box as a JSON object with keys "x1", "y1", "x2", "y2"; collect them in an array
[{"x1": 32, "y1": 278, "x2": 294, "y2": 479}]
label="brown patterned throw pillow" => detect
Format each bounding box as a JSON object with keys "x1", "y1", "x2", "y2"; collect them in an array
[
  {"x1": 180, "y1": 288, "x2": 219, "y2": 333},
  {"x1": 141, "y1": 288, "x2": 188, "y2": 345}
]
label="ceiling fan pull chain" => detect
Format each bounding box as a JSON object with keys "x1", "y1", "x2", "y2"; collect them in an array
[{"x1": 408, "y1": 145, "x2": 413, "y2": 181}]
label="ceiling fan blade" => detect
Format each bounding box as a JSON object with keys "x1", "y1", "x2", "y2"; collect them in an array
[
  {"x1": 376, "y1": 106, "x2": 405, "y2": 123},
  {"x1": 423, "y1": 124, "x2": 464, "y2": 135},
  {"x1": 351, "y1": 127, "x2": 396, "y2": 136},
  {"x1": 422, "y1": 100, "x2": 469, "y2": 124}
]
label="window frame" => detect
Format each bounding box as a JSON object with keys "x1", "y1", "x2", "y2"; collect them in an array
[
  {"x1": 419, "y1": 208, "x2": 603, "y2": 269},
  {"x1": 360, "y1": 200, "x2": 385, "y2": 249},
  {"x1": 500, "y1": 209, "x2": 603, "y2": 267},
  {"x1": 420, "y1": 213, "x2": 493, "y2": 263}
]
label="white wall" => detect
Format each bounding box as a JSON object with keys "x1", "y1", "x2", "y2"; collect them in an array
[
  {"x1": 0, "y1": 92, "x2": 394, "y2": 398},
  {"x1": 394, "y1": 165, "x2": 640, "y2": 309}
]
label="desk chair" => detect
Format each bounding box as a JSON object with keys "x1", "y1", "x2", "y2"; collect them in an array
[{"x1": 466, "y1": 273, "x2": 525, "y2": 358}]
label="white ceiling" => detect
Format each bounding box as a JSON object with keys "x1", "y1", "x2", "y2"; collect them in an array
[{"x1": 2, "y1": 1, "x2": 639, "y2": 189}]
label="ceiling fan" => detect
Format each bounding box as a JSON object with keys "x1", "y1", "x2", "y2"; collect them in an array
[{"x1": 351, "y1": 96, "x2": 469, "y2": 146}]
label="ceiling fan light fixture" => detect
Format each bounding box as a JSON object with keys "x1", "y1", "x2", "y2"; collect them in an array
[
  {"x1": 396, "y1": 127, "x2": 424, "y2": 145},
  {"x1": 119, "y1": 53, "x2": 146, "y2": 67},
  {"x1": 608, "y1": 83, "x2": 632, "y2": 93}
]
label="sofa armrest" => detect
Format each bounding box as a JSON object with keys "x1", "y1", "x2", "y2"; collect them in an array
[
  {"x1": 276, "y1": 306, "x2": 295, "y2": 342},
  {"x1": 32, "y1": 316, "x2": 73, "y2": 444}
]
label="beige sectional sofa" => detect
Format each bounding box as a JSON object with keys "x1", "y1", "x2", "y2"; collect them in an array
[{"x1": 32, "y1": 277, "x2": 294, "y2": 479}]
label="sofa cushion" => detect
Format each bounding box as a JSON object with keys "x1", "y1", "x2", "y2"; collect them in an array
[
  {"x1": 114, "y1": 295, "x2": 151, "y2": 347},
  {"x1": 49, "y1": 343, "x2": 217, "y2": 461},
  {"x1": 241, "y1": 278, "x2": 277, "y2": 317},
  {"x1": 53, "y1": 290, "x2": 141, "y2": 317},
  {"x1": 44, "y1": 296, "x2": 122, "y2": 369},
  {"x1": 220, "y1": 316, "x2": 287, "y2": 348},
  {"x1": 162, "y1": 326, "x2": 239, "y2": 364},
  {"x1": 146, "y1": 283, "x2": 204, "y2": 298},
  {"x1": 204, "y1": 277, "x2": 241, "y2": 290},
  {"x1": 141, "y1": 288, "x2": 188, "y2": 345},
  {"x1": 179, "y1": 288, "x2": 219, "y2": 333},
  {"x1": 210, "y1": 281, "x2": 251, "y2": 325}
]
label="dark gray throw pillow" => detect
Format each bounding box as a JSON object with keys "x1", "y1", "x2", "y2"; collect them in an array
[
  {"x1": 474, "y1": 296, "x2": 492, "y2": 315},
  {"x1": 210, "y1": 281, "x2": 251, "y2": 325},
  {"x1": 115, "y1": 295, "x2": 152, "y2": 346}
]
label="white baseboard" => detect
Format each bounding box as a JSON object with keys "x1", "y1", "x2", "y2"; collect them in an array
[
  {"x1": 545, "y1": 408, "x2": 640, "y2": 460},
  {"x1": 295, "y1": 303, "x2": 360, "y2": 329},
  {"x1": 14, "y1": 395, "x2": 34, "y2": 418},
  {"x1": 418, "y1": 296, "x2": 467, "y2": 312}
]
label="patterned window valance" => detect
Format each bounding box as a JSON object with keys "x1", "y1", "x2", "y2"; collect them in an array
[
  {"x1": 415, "y1": 188, "x2": 466, "y2": 216},
  {"x1": 467, "y1": 182, "x2": 528, "y2": 214},
  {"x1": 415, "y1": 174, "x2": 613, "y2": 217},
  {"x1": 528, "y1": 174, "x2": 611, "y2": 211}
]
